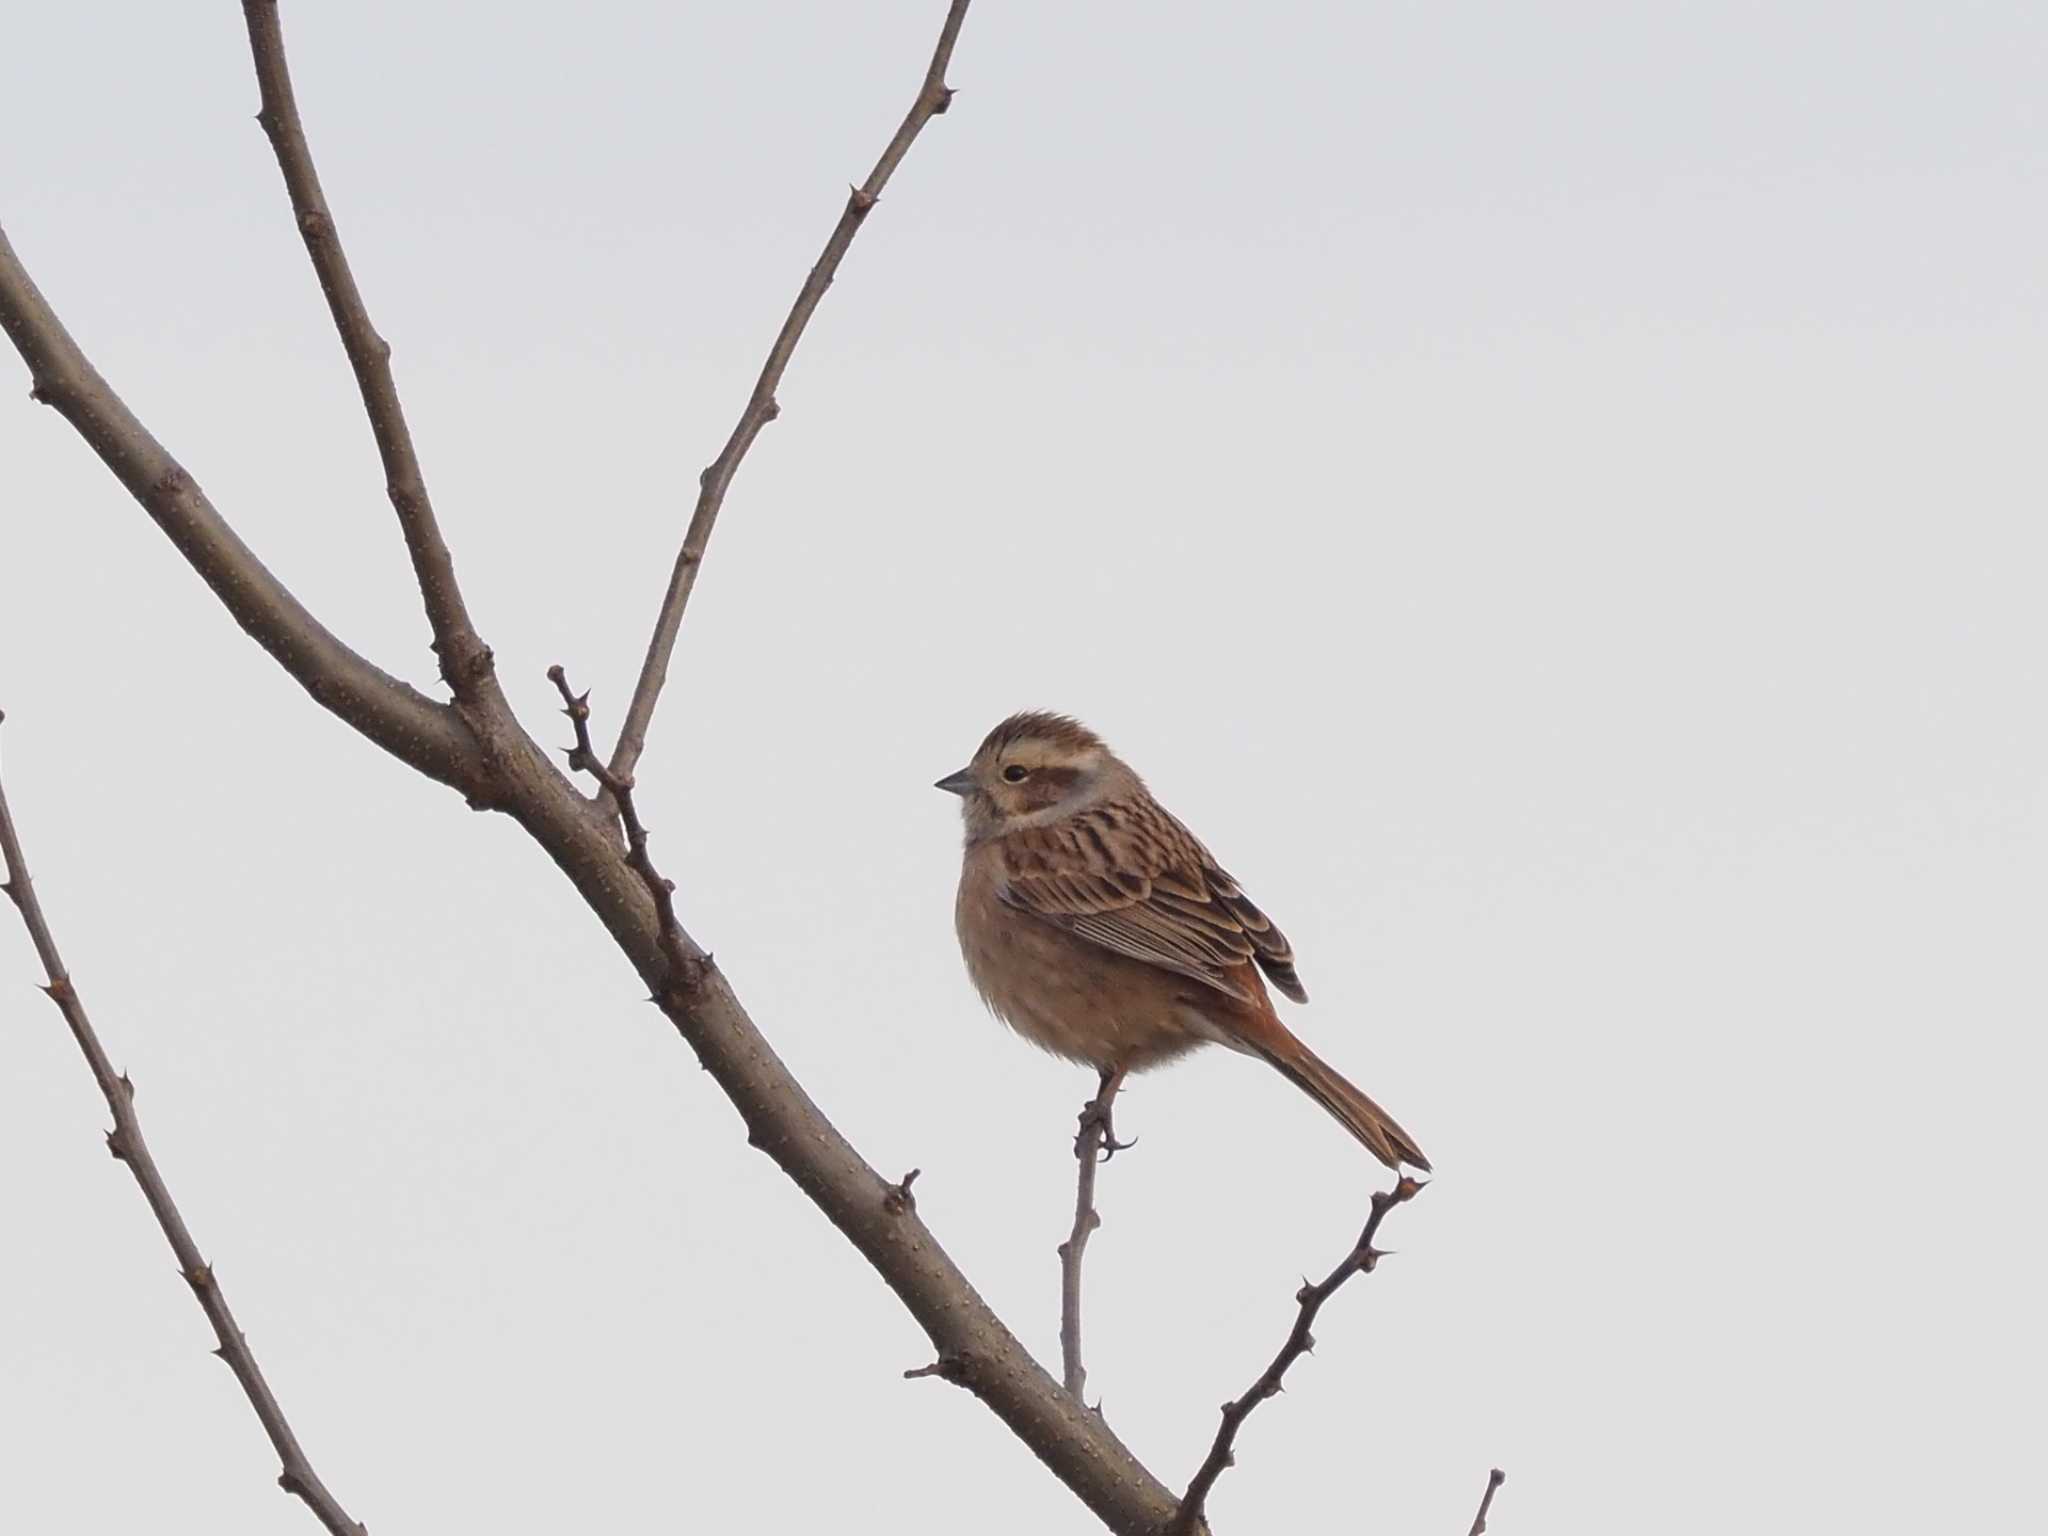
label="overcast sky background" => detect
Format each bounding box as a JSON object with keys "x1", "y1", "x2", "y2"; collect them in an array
[{"x1": 3, "y1": 3, "x2": 2043, "y2": 1532}]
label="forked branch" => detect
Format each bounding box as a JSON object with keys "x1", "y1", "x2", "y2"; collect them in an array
[
  {"x1": 1173, "y1": 1177, "x2": 1425, "y2": 1532},
  {"x1": 240, "y1": 0, "x2": 495, "y2": 699},
  {"x1": 0, "y1": 716, "x2": 368, "y2": 1536},
  {"x1": 608, "y1": 0, "x2": 974, "y2": 782}
]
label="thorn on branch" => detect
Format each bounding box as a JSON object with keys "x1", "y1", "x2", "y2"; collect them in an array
[
  {"x1": 884, "y1": 1168, "x2": 921, "y2": 1214},
  {"x1": 903, "y1": 1351, "x2": 972, "y2": 1386},
  {"x1": 672, "y1": 950, "x2": 717, "y2": 998},
  {"x1": 1468, "y1": 1468, "x2": 1508, "y2": 1536}
]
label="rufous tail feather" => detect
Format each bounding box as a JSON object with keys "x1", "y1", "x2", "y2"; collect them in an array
[{"x1": 1257, "y1": 1033, "x2": 1431, "y2": 1173}]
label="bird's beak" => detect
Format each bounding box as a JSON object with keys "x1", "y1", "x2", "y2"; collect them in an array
[{"x1": 933, "y1": 767, "x2": 975, "y2": 796}]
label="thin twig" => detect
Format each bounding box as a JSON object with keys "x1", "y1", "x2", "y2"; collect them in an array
[
  {"x1": 0, "y1": 714, "x2": 368, "y2": 1536},
  {"x1": 546, "y1": 666, "x2": 698, "y2": 993},
  {"x1": 1467, "y1": 1467, "x2": 1508, "y2": 1536},
  {"x1": 241, "y1": 0, "x2": 494, "y2": 699},
  {"x1": 1172, "y1": 1176, "x2": 1425, "y2": 1533},
  {"x1": 608, "y1": 0, "x2": 974, "y2": 781},
  {"x1": 1059, "y1": 1068, "x2": 1126, "y2": 1402}
]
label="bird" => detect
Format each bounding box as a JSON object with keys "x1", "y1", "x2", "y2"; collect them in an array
[{"x1": 937, "y1": 711, "x2": 1429, "y2": 1173}]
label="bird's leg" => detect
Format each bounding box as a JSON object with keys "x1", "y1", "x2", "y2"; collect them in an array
[{"x1": 1076, "y1": 1066, "x2": 1134, "y2": 1162}]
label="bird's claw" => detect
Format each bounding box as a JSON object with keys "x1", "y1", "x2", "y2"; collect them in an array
[{"x1": 1076, "y1": 1095, "x2": 1136, "y2": 1163}]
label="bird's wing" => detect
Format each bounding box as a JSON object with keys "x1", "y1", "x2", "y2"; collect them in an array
[{"x1": 995, "y1": 801, "x2": 1307, "y2": 1004}]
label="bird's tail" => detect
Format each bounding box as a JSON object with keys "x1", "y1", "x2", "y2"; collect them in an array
[{"x1": 1255, "y1": 1029, "x2": 1431, "y2": 1173}]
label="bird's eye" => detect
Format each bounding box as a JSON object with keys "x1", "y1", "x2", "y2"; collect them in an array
[{"x1": 1002, "y1": 764, "x2": 1029, "y2": 783}]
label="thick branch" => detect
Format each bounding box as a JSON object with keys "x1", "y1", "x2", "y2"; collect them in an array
[
  {"x1": 1467, "y1": 1468, "x2": 1508, "y2": 1536},
  {"x1": 1059, "y1": 1068, "x2": 1128, "y2": 1402},
  {"x1": 240, "y1": 0, "x2": 494, "y2": 699},
  {"x1": 0, "y1": 716, "x2": 369, "y2": 1536},
  {"x1": 1173, "y1": 1177, "x2": 1425, "y2": 1533},
  {"x1": 0, "y1": 223, "x2": 483, "y2": 795},
  {"x1": 608, "y1": 0, "x2": 973, "y2": 782}
]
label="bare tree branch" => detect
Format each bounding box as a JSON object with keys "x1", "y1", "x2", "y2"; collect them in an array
[
  {"x1": 0, "y1": 714, "x2": 369, "y2": 1536},
  {"x1": 3, "y1": 189, "x2": 1187, "y2": 1536},
  {"x1": 1172, "y1": 1177, "x2": 1425, "y2": 1533},
  {"x1": 0, "y1": 223, "x2": 483, "y2": 795},
  {"x1": 240, "y1": 0, "x2": 494, "y2": 700},
  {"x1": 1060, "y1": 1067, "x2": 1130, "y2": 1403},
  {"x1": 607, "y1": 0, "x2": 974, "y2": 783},
  {"x1": 1467, "y1": 1468, "x2": 1508, "y2": 1536},
  {"x1": 0, "y1": 6, "x2": 1436, "y2": 1527}
]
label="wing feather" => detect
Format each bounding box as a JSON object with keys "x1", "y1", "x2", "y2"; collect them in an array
[{"x1": 995, "y1": 801, "x2": 1308, "y2": 1004}]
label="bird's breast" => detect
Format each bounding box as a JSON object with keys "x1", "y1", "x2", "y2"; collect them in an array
[{"x1": 952, "y1": 846, "x2": 1226, "y2": 1070}]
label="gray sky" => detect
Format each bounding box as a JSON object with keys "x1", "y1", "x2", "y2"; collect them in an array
[{"x1": 3, "y1": 2, "x2": 2043, "y2": 1531}]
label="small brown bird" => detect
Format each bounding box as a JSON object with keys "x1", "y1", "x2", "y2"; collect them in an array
[{"x1": 939, "y1": 712, "x2": 1429, "y2": 1172}]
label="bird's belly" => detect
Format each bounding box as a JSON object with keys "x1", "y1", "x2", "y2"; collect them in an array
[{"x1": 955, "y1": 877, "x2": 1209, "y2": 1070}]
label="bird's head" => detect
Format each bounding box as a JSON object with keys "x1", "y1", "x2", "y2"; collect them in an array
[{"x1": 935, "y1": 712, "x2": 1131, "y2": 840}]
